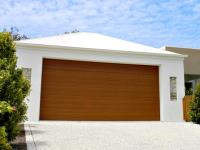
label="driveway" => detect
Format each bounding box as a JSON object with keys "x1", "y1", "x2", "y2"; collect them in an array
[{"x1": 25, "y1": 122, "x2": 200, "y2": 150}]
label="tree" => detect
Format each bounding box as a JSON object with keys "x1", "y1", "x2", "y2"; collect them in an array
[
  {"x1": 0, "y1": 32, "x2": 30, "y2": 141},
  {"x1": 190, "y1": 84, "x2": 200, "y2": 124},
  {"x1": 3, "y1": 27, "x2": 29, "y2": 41}
]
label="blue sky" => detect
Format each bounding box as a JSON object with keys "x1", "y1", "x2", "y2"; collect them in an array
[{"x1": 1, "y1": 0, "x2": 200, "y2": 48}]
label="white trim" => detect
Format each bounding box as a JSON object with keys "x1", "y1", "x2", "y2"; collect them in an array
[{"x1": 16, "y1": 43, "x2": 186, "y2": 58}]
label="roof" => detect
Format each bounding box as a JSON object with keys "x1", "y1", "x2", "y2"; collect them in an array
[
  {"x1": 16, "y1": 32, "x2": 185, "y2": 58},
  {"x1": 161, "y1": 46, "x2": 200, "y2": 52}
]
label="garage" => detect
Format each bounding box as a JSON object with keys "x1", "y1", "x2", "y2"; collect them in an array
[
  {"x1": 40, "y1": 58, "x2": 160, "y2": 121},
  {"x1": 16, "y1": 32, "x2": 185, "y2": 121}
]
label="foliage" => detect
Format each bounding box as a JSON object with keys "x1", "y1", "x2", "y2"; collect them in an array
[
  {"x1": 2, "y1": 27, "x2": 29, "y2": 41},
  {"x1": 0, "y1": 101, "x2": 14, "y2": 117},
  {"x1": 0, "y1": 127, "x2": 12, "y2": 150},
  {"x1": 185, "y1": 88, "x2": 193, "y2": 96},
  {"x1": 190, "y1": 84, "x2": 200, "y2": 124},
  {"x1": 0, "y1": 102, "x2": 13, "y2": 150},
  {"x1": 0, "y1": 32, "x2": 30, "y2": 141}
]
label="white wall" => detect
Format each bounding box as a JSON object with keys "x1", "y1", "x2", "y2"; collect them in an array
[{"x1": 16, "y1": 46, "x2": 185, "y2": 122}]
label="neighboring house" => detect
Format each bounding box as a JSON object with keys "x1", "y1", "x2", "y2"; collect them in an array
[
  {"x1": 162, "y1": 46, "x2": 200, "y2": 92},
  {"x1": 15, "y1": 32, "x2": 185, "y2": 122}
]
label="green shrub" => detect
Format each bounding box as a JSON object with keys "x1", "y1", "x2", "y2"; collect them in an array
[
  {"x1": 190, "y1": 84, "x2": 200, "y2": 124},
  {"x1": 0, "y1": 101, "x2": 14, "y2": 124},
  {"x1": 0, "y1": 101, "x2": 13, "y2": 114},
  {"x1": 0, "y1": 32, "x2": 30, "y2": 141},
  {"x1": 0, "y1": 101, "x2": 13, "y2": 150},
  {"x1": 185, "y1": 88, "x2": 193, "y2": 96},
  {"x1": 0, "y1": 126, "x2": 12, "y2": 150}
]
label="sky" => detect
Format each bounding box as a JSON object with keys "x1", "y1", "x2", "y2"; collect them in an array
[{"x1": 1, "y1": 0, "x2": 200, "y2": 48}]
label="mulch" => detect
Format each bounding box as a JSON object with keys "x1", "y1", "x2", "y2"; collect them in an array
[{"x1": 10, "y1": 124, "x2": 27, "y2": 150}]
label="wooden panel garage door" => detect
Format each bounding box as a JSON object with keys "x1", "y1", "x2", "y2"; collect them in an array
[{"x1": 40, "y1": 59, "x2": 160, "y2": 121}]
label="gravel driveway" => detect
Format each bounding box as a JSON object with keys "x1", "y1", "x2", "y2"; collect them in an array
[{"x1": 25, "y1": 122, "x2": 200, "y2": 150}]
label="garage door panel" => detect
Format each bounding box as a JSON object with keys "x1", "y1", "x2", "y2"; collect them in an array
[
  {"x1": 42, "y1": 76, "x2": 156, "y2": 88},
  {"x1": 41, "y1": 99, "x2": 159, "y2": 108},
  {"x1": 43, "y1": 70, "x2": 157, "y2": 82},
  {"x1": 44, "y1": 59, "x2": 155, "y2": 73},
  {"x1": 40, "y1": 59, "x2": 160, "y2": 121},
  {"x1": 41, "y1": 85, "x2": 159, "y2": 94}
]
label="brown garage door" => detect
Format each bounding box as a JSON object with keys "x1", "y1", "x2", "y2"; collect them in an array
[{"x1": 40, "y1": 59, "x2": 160, "y2": 121}]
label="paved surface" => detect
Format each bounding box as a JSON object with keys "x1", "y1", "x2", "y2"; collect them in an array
[{"x1": 25, "y1": 122, "x2": 200, "y2": 150}]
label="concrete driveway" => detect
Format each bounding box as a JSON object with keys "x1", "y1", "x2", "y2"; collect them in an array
[{"x1": 25, "y1": 122, "x2": 200, "y2": 150}]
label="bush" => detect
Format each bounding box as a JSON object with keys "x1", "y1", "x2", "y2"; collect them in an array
[
  {"x1": 185, "y1": 88, "x2": 193, "y2": 96},
  {"x1": 0, "y1": 101, "x2": 14, "y2": 150},
  {"x1": 0, "y1": 127, "x2": 11, "y2": 150},
  {"x1": 190, "y1": 84, "x2": 200, "y2": 124},
  {"x1": 0, "y1": 32, "x2": 30, "y2": 141},
  {"x1": 0, "y1": 101, "x2": 14, "y2": 124}
]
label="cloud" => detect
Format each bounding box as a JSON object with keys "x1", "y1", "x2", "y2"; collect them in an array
[{"x1": 0, "y1": 0, "x2": 200, "y2": 48}]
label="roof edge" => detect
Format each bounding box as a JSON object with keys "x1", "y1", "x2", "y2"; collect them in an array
[{"x1": 15, "y1": 42, "x2": 187, "y2": 58}]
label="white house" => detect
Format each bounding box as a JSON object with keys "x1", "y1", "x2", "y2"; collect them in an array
[{"x1": 15, "y1": 32, "x2": 186, "y2": 122}]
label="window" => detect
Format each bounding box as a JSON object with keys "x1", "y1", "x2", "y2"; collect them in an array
[
  {"x1": 22, "y1": 68, "x2": 32, "y2": 81},
  {"x1": 170, "y1": 77, "x2": 177, "y2": 101}
]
